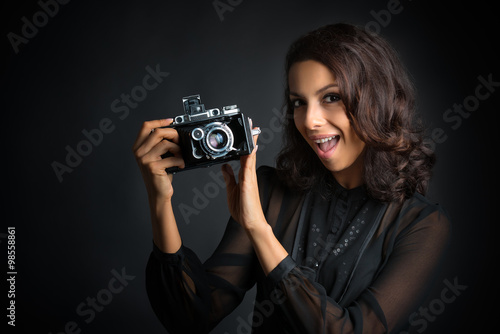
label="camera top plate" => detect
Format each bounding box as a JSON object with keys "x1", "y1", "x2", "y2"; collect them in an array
[{"x1": 174, "y1": 94, "x2": 240, "y2": 125}]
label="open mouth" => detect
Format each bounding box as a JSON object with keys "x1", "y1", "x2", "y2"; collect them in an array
[{"x1": 314, "y1": 135, "x2": 339, "y2": 153}]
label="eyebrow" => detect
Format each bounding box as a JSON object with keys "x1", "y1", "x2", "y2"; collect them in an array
[{"x1": 289, "y1": 83, "x2": 339, "y2": 98}]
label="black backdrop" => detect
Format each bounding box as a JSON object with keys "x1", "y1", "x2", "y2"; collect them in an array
[{"x1": 2, "y1": 0, "x2": 497, "y2": 333}]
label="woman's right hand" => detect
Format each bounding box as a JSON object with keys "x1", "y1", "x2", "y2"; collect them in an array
[{"x1": 132, "y1": 119, "x2": 185, "y2": 202}]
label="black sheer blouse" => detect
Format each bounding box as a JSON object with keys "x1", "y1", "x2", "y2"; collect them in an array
[{"x1": 146, "y1": 166, "x2": 450, "y2": 333}]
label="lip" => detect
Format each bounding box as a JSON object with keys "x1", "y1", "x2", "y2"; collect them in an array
[
  {"x1": 309, "y1": 134, "x2": 339, "y2": 141},
  {"x1": 309, "y1": 134, "x2": 339, "y2": 160}
]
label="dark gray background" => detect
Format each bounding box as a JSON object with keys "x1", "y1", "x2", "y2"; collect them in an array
[{"x1": 3, "y1": 0, "x2": 497, "y2": 333}]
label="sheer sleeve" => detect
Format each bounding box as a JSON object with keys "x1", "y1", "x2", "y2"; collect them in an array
[
  {"x1": 145, "y1": 167, "x2": 275, "y2": 333},
  {"x1": 145, "y1": 217, "x2": 256, "y2": 333},
  {"x1": 261, "y1": 195, "x2": 451, "y2": 334}
]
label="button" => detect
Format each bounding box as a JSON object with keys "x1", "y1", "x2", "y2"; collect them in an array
[{"x1": 304, "y1": 258, "x2": 319, "y2": 269}]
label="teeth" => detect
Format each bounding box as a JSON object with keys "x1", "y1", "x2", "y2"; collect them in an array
[{"x1": 314, "y1": 136, "x2": 337, "y2": 144}]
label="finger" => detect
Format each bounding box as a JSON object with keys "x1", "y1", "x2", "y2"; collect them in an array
[
  {"x1": 244, "y1": 127, "x2": 260, "y2": 161},
  {"x1": 147, "y1": 156, "x2": 185, "y2": 175},
  {"x1": 242, "y1": 126, "x2": 260, "y2": 166},
  {"x1": 140, "y1": 139, "x2": 182, "y2": 164},
  {"x1": 132, "y1": 118, "x2": 171, "y2": 153},
  {"x1": 251, "y1": 126, "x2": 260, "y2": 148},
  {"x1": 132, "y1": 118, "x2": 173, "y2": 152},
  {"x1": 134, "y1": 127, "x2": 180, "y2": 159}
]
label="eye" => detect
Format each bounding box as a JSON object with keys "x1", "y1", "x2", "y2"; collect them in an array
[
  {"x1": 324, "y1": 93, "x2": 341, "y2": 103},
  {"x1": 291, "y1": 98, "x2": 305, "y2": 109}
]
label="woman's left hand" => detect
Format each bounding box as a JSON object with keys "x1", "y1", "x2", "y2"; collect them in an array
[
  {"x1": 223, "y1": 122, "x2": 289, "y2": 275},
  {"x1": 221, "y1": 125, "x2": 265, "y2": 231}
]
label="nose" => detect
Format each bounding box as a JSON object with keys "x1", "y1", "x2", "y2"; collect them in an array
[{"x1": 303, "y1": 102, "x2": 325, "y2": 130}]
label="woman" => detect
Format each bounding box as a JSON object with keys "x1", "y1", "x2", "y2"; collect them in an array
[{"x1": 133, "y1": 23, "x2": 450, "y2": 333}]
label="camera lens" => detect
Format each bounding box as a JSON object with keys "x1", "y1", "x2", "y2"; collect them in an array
[
  {"x1": 207, "y1": 130, "x2": 227, "y2": 150},
  {"x1": 200, "y1": 122, "x2": 234, "y2": 158}
]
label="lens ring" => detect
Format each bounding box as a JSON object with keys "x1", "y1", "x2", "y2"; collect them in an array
[
  {"x1": 203, "y1": 123, "x2": 234, "y2": 156},
  {"x1": 209, "y1": 131, "x2": 226, "y2": 150},
  {"x1": 206, "y1": 128, "x2": 229, "y2": 152}
]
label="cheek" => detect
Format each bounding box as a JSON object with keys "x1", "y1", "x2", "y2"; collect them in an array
[{"x1": 345, "y1": 132, "x2": 365, "y2": 157}]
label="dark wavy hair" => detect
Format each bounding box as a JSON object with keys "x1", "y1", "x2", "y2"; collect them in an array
[{"x1": 275, "y1": 23, "x2": 435, "y2": 203}]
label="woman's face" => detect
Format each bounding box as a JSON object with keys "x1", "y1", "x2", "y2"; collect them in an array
[{"x1": 289, "y1": 60, "x2": 365, "y2": 189}]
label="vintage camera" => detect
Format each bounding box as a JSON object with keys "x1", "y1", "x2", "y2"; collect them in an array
[{"x1": 162, "y1": 94, "x2": 256, "y2": 173}]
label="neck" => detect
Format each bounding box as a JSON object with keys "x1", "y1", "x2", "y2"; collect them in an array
[{"x1": 332, "y1": 151, "x2": 365, "y2": 190}]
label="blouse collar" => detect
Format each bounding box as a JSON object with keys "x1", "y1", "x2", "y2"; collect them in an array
[{"x1": 327, "y1": 175, "x2": 367, "y2": 202}]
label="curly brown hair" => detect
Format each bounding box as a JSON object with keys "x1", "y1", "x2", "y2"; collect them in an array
[{"x1": 276, "y1": 23, "x2": 435, "y2": 203}]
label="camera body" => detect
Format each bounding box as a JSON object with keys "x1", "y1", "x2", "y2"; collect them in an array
[{"x1": 163, "y1": 94, "x2": 255, "y2": 173}]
